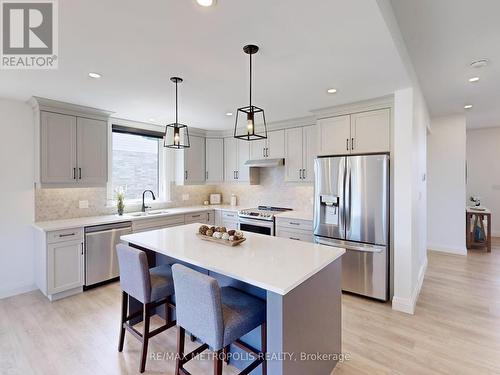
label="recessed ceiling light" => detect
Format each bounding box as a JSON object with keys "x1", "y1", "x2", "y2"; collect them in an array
[
  {"x1": 468, "y1": 77, "x2": 480, "y2": 82},
  {"x1": 470, "y1": 59, "x2": 489, "y2": 69},
  {"x1": 327, "y1": 88, "x2": 338, "y2": 94},
  {"x1": 225, "y1": 112, "x2": 233, "y2": 116},
  {"x1": 196, "y1": 0, "x2": 216, "y2": 6},
  {"x1": 88, "y1": 72, "x2": 101, "y2": 79},
  {"x1": 149, "y1": 118, "x2": 156, "y2": 122},
  {"x1": 464, "y1": 104, "x2": 473, "y2": 110}
]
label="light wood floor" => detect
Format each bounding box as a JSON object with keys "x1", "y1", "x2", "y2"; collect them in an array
[{"x1": 1, "y1": 241, "x2": 499, "y2": 375}]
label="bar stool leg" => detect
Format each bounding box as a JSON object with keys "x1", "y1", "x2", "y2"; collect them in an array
[
  {"x1": 175, "y1": 327, "x2": 186, "y2": 375},
  {"x1": 214, "y1": 349, "x2": 223, "y2": 375},
  {"x1": 118, "y1": 291, "x2": 128, "y2": 352},
  {"x1": 140, "y1": 303, "x2": 151, "y2": 373}
]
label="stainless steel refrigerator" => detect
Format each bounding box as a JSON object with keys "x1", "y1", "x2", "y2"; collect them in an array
[{"x1": 313, "y1": 154, "x2": 389, "y2": 301}]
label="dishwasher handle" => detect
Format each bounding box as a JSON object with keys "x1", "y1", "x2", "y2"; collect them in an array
[{"x1": 85, "y1": 221, "x2": 132, "y2": 233}]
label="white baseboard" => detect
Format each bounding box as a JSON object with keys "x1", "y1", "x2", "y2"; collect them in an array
[
  {"x1": 0, "y1": 283, "x2": 37, "y2": 300},
  {"x1": 427, "y1": 243, "x2": 467, "y2": 255},
  {"x1": 392, "y1": 257, "x2": 428, "y2": 315}
]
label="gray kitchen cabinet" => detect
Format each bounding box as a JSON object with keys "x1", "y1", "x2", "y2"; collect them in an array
[
  {"x1": 47, "y1": 240, "x2": 84, "y2": 295},
  {"x1": 285, "y1": 125, "x2": 317, "y2": 182},
  {"x1": 318, "y1": 109, "x2": 390, "y2": 155},
  {"x1": 249, "y1": 129, "x2": 285, "y2": 160},
  {"x1": 176, "y1": 135, "x2": 206, "y2": 185},
  {"x1": 39, "y1": 110, "x2": 108, "y2": 187},
  {"x1": 184, "y1": 211, "x2": 214, "y2": 225},
  {"x1": 40, "y1": 111, "x2": 77, "y2": 184},
  {"x1": 205, "y1": 138, "x2": 224, "y2": 183},
  {"x1": 224, "y1": 137, "x2": 256, "y2": 183},
  {"x1": 76, "y1": 117, "x2": 108, "y2": 185}
]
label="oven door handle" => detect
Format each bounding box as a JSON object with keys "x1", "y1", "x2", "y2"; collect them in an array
[{"x1": 238, "y1": 217, "x2": 274, "y2": 228}]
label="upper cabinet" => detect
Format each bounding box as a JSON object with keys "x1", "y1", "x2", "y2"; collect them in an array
[
  {"x1": 318, "y1": 108, "x2": 390, "y2": 156},
  {"x1": 285, "y1": 125, "x2": 317, "y2": 182},
  {"x1": 205, "y1": 138, "x2": 224, "y2": 183},
  {"x1": 39, "y1": 111, "x2": 108, "y2": 187},
  {"x1": 224, "y1": 137, "x2": 258, "y2": 184},
  {"x1": 176, "y1": 135, "x2": 206, "y2": 185},
  {"x1": 350, "y1": 109, "x2": 390, "y2": 154},
  {"x1": 249, "y1": 130, "x2": 285, "y2": 160}
]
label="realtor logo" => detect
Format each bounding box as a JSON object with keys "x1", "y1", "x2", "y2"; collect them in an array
[{"x1": 1, "y1": 0, "x2": 58, "y2": 69}]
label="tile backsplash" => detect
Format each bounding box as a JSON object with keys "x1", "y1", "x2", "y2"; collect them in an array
[{"x1": 35, "y1": 167, "x2": 314, "y2": 221}]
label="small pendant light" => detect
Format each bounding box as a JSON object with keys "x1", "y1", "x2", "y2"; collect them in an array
[
  {"x1": 164, "y1": 77, "x2": 190, "y2": 149},
  {"x1": 234, "y1": 44, "x2": 267, "y2": 141}
]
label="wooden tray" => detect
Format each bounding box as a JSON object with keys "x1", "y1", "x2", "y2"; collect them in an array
[{"x1": 196, "y1": 233, "x2": 246, "y2": 247}]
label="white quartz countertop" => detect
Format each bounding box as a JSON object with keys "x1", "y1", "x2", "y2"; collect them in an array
[
  {"x1": 275, "y1": 210, "x2": 313, "y2": 221},
  {"x1": 33, "y1": 205, "x2": 243, "y2": 232},
  {"x1": 121, "y1": 223, "x2": 344, "y2": 295}
]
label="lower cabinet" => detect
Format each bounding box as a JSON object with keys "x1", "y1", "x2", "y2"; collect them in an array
[
  {"x1": 185, "y1": 211, "x2": 215, "y2": 225},
  {"x1": 275, "y1": 217, "x2": 313, "y2": 242},
  {"x1": 220, "y1": 210, "x2": 239, "y2": 230},
  {"x1": 35, "y1": 227, "x2": 85, "y2": 301},
  {"x1": 47, "y1": 240, "x2": 84, "y2": 294}
]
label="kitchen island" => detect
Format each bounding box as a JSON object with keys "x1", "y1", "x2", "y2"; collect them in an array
[{"x1": 121, "y1": 223, "x2": 345, "y2": 375}]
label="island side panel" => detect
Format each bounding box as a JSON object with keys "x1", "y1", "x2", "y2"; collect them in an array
[{"x1": 267, "y1": 258, "x2": 342, "y2": 375}]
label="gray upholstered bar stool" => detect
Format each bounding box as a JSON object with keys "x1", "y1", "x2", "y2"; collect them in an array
[
  {"x1": 116, "y1": 244, "x2": 176, "y2": 373},
  {"x1": 172, "y1": 264, "x2": 267, "y2": 375}
]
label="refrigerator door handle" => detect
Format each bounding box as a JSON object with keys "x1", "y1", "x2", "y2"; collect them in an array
[
  {"x1": 315, "y1": 237, "x2": 384, "y2": 253},
  {"x1": 344, "y1": 157, "x2": 351, "y2": 238}
]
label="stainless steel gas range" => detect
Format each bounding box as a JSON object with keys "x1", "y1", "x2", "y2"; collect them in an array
[{"x1": 238, "y1": 206, "x2": 292, "y2": 236}]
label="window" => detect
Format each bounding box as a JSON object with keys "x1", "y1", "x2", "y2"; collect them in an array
[{"x1": 110, "y1": 125, "x2": 169, "y2": 203}]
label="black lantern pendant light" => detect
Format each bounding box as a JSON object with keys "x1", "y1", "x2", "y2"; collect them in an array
[
  {"x1": 164, "y1": 77, "x2": 190, "y2": 149},
  {"x1": 234, "y1": 44, "x2": 267, "y2": 141}
]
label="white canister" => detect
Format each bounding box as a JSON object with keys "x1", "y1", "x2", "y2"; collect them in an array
[{"x1": 230, "y1": 194, "x2": 237, "y2": 206}]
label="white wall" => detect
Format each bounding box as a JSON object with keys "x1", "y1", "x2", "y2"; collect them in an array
[
  {"x1": 427, "y1": 115, "x2": 467, "y2": 255},
  {"x1": 0, "y1": 99, "x2": 36, "y2": 298},
  {"x1": 466, "y1": 127, "x2": 500, "y2": 235},
  {"x1": 391, "y1": 87, "x2": 429, "y2": 314}
]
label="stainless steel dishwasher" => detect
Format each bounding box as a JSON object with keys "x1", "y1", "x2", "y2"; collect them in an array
[{"x1": 84, "y1": 221, "x2": 132, "y2": 288}]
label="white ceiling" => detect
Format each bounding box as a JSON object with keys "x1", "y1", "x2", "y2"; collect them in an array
[
  {"x1": 0, "y1": 0, "x2": 410, "y2": 130},
  {"x1": 390, "y1": 0, "x2": 500, "y2": 129}
]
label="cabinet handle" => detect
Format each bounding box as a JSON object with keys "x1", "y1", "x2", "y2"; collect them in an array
[
  {"x1": 263, "y1": 148, "x2": 265, "y2": 158},
  {"x1": 81, "y1": 243, "x2": 84, "y2": 255},
  {"x1": 346, "y1": 138, "x2": 349, "y2": 151},
  {"x1": 206, "y1": 171, "x2": 208, "y2": 180},
  {"x1": 73, "y1": 168, "x2": 76, "y2": 180},
  {"x1": 185, "y1": 171, "x2": 188, "y2": 180},
  {"x1": 79, "y1": 167, "x2": 82, "y2": 180},
  {"x1": 59, "y1": 232, "x2": 76, "y2": 238},
  {"x1": 289, "y1": 222, "x2": 300, "y2": 226},
  {"x1": 303, "y1": 169, "x2": 306, "y2": 179},
  {"x1": 192, "y1": 214, "x2": 201, "y2": 218},
  {"x1": 289, "y1": 237, "x2": 300, "y2": 241},
  {"x1": 267, "y1": 147, "x2": 269, "y2": 157},
  {"x1": 236, "y1": 171, "x2": 239, "y2": 179},
  {"x1": 351, "y1": 138, "x2": 355, "y2": 150}
]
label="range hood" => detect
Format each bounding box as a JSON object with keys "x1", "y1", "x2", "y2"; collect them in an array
[{"x1": 244, "y1": 158, "x2": 285, "y2": 167}]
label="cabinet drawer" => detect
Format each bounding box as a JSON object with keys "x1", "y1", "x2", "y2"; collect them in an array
[
  {"x1": 221, "y1": 211, "x2": 238, "y2": 220},
  {"x1": 221, "y1": 219, "x2": 239, "y2": 231},
  {"x1": 185, "y1": 211, "x2": 209, "y2": 224},
  {"x1": 47, "y1": 228, "x2": 84, "y2": 244},
  {"x1": 275, "y1": 217, "x2": 313, "y2": 231},
  {"x1": 276, "y1": 227, "x2": 313, "y2": 243}
]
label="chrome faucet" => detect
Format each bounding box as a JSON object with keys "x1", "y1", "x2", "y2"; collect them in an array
[{"x1": 142, "y1": 190, "x2": 156, "y2": 212}]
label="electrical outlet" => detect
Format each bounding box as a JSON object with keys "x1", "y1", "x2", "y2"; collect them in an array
[
  {"x1": 79, "y1": 200, "x2": 89, "y2": 209},
  {"x1": 182, "y1": 194, "x2": 190, "y2": 201}
]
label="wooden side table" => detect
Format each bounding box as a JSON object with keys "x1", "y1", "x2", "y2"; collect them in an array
[{"x1": 466, "y1": 207, "x2": 491, "y2": 252}]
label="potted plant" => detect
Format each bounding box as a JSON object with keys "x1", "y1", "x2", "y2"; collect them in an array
[{"x1": 116, "y1": 187, "x2": 126, "y2": 216}]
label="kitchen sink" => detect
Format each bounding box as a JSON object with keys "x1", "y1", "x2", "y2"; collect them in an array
[{"x1": 128, "y1": 210, "x2": 169, "y2": 217}]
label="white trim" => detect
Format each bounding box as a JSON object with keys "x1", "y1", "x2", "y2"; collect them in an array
[
  {"x1": 0, "y1": 283, "x2": 37, "y2": 300},
  {"x1": 30, "y1": 96, "x2": 114, "y2": 121},
  {"x1": 310, "y1": 95, "x2": 394, "y2": 119},
  {"x1": 427, "y1": 243, "x2": 467, "y2": 255},
  {"x1": 392, "y1": 257, "x2": 428, "y2": 314}
]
